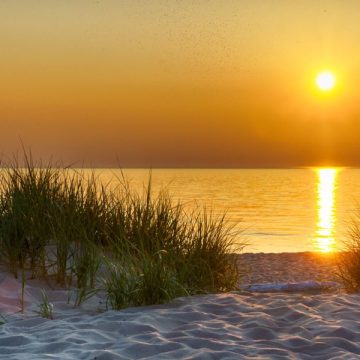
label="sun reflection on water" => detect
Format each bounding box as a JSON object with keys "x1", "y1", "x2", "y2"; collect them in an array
[{"x1": 314, "y1": 168, "x2": 338, "y2": 252}]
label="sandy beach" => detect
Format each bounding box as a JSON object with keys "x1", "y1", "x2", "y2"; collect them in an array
[
  {"x1": 1, "y1": 252, "x2": 359, "y2": 359},
  {"x1": 3, "y1": 0, "x2": 360, "y2": 357}
]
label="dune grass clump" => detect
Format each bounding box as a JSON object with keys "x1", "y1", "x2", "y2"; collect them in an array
[
  {"x1": 0, "y1": 156, "x2": 105, "y2": 287},
  {"x1": 104, "y1": 250, "x2": 189, "y2": 310},
  {"x1": 0, "y1": 158, "x2": 63, "y2": 278},
  {"x1": 337, "y1": 218, "x2": 360, "y2": 292},
  {"x1": 102, "y1": 185, "x2": 243, "y2": 308},
  {"x1": 0, "y1": 153, "x2": 244, "y2": 310}
]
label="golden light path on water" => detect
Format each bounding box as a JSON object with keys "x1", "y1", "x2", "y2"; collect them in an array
[{"x1": 314, "y1": 168, "x2": 339, "y2": 252}]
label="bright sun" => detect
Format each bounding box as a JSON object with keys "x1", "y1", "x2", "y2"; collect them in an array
[{"x1": 316, "y1": 71, "x2": 336, "y2": 91}]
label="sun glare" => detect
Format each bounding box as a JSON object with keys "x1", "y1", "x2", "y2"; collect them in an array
[
  {"x1": 314, "y1": 168, "x2": 338, "y2": 252},
  {"x1": 316, "y1": 71, "x2": 336, "y2": 91}
]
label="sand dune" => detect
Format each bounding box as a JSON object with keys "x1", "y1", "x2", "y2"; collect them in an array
[{"x1": 1, "y1": 253, "x2": 359, "y2": 359}]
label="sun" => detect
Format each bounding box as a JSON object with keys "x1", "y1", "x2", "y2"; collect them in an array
[{"x1": 316, "y1": 71, "x2": 336, "y2": 91}]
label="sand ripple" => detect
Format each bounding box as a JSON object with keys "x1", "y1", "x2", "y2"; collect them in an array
[
  {"x1": 0, "y1": 253, "x2": 357, "y2": 359},
  {"x1": 1, "y1": 291, "x2": 360, "y2": 359}
]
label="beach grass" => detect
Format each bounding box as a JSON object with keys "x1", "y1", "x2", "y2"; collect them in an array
[
  {"x1": 0, "y1": 152, "x2": 243, "y2": 309},
  {"x1": 337, "y1": 216, "x2": 360, "y2": 292}
]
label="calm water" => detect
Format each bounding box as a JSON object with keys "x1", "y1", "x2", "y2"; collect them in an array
[{"x1": 96, "y1": 168, "x2": 360, "y2": 253}]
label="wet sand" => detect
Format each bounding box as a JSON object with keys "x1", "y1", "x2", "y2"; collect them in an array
[{"x1": 239, "y1": 252, "x2": 339, "y2": 284}]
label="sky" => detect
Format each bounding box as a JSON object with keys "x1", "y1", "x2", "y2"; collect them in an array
[{"x1": 1, "y1": 0, "x2": 360, "y2": 167}]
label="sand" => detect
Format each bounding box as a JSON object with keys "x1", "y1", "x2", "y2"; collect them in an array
[
  {"x1": 239, "y1": 252, "x2": 339, "y2": 284},
  {"x1": 1, "y1": 252, "x2": 359, "y2": 359}
]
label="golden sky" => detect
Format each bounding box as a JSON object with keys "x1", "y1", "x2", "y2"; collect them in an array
[{"x1": 1, "y1": 0, "x2": 360, "y2": 167}]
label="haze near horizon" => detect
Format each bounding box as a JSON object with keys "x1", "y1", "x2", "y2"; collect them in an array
[{"x1": 1, "y1": 1, "x2": 360, "y2": 167}]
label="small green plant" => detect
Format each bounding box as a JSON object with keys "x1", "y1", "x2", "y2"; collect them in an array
[{"x1": 37, "y1": 289, "x2": 54, "y2": 319}]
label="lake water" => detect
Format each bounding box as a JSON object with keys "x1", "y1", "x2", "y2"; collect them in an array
[{"x1": 97, "y1": 168, "x2": 360, "y2": 253}]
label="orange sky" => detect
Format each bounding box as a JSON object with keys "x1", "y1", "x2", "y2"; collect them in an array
[{"x1": 1, "y1": 1, "x2": 360, "y2": 167}]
